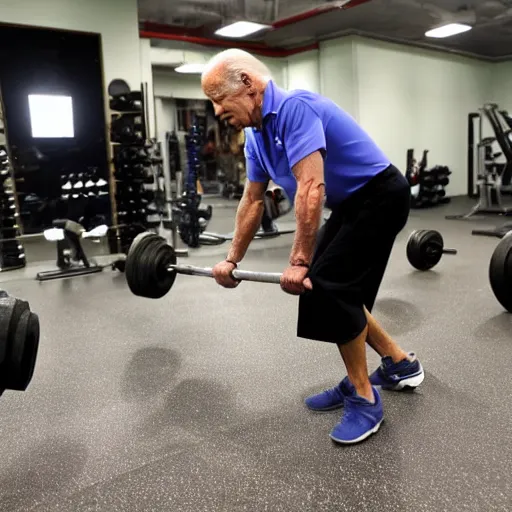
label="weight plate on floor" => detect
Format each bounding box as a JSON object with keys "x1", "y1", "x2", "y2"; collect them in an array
[
  {"x1": 407, "y1": 229, "x2": 444, "y2": 271},
  {"x1": 489, "y1": 233, "x2": 512, "y2": 313}
]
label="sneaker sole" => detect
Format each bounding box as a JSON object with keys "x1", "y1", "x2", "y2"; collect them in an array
[
  {"x1": 329, "y1": 419, "x2": 383, "y2": 445},
  {"x1": 382, "y1": 365, "x2": 425, "y2": 391}
]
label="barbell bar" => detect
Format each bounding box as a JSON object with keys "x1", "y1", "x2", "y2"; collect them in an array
[{"x1": 168, "y1": 263, "x2": 282, "y2": 284}]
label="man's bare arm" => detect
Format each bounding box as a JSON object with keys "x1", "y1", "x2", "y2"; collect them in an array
[
  {"x1": 227, "y1": 180, "x2": 268, "y2": 263},
  {"x1": 289, "y1": 151, "x2": 325, "y2": 267}
]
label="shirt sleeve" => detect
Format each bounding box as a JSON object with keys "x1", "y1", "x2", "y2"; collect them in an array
[
  {"x1": 244, "y1": 132, "x2": 269, "y2": 183},
  {"x1": 278, "y1": 98, "x2": 326, "y2": 169}
]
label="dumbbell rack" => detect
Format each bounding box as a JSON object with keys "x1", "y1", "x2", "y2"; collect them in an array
[
  {"x1": 0, "y1": 145, "x2": 26, "y2": 271},
  {"x1": 108, "y1": 82, "x2": 157, "y2": 255},
  {"x1": 407, "y1": 149, "x2": 451, "y2": 208}
]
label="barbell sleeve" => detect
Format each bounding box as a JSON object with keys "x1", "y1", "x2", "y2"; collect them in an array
[
  {"x1": 443, "y1": 249, "x2": 458, "y2": 255},
  {"x1": 168, "y1": 264, "x2": 283, "y2": 284}
]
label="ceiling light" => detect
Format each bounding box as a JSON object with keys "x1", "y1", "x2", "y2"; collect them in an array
[
  {"x1": 425, "y1": 23, "x2": 472, "y2": 39},
  {"x1": 215, "y1": 21, "x2": 271, "y2": 38},
  {"x1": 174, "y1": 63, "x2": 206, "y2": 74}
]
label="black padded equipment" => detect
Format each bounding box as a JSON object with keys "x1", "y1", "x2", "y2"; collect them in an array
[
  {"x1": 108, "y1": 79, "x2": 130, "y2": 97},
  {"x1": 406, "y1": 229, "x2": 458, "y2": 271},
  {"x1": 0, "y1": 291, "x2": 40, "y2": 395}
]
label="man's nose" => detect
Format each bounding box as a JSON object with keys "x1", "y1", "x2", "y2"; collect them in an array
[{"x1": 214, "y1": 104, "x2": 224, "y2": 117}]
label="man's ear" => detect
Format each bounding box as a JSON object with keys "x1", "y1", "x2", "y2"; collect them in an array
[{"x1": 241, "y1": 73, "x2": 252, "y2": 88}]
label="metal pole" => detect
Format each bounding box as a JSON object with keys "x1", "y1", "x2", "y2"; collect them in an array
[{"x1": 168, "y1": 264, "x2": 282, "y2": 284}]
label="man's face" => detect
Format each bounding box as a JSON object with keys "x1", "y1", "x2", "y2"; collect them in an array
[{"x1": 202, "y1": 71, "x2": 259, "y2": 130}]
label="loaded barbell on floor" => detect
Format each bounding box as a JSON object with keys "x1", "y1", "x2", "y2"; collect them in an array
[
  {"x1": 125, "y1": 232, "x2": 281, "y2": 299},
  {"x1": 406, "y1": 229, "x2": 458, "y2": 271},
  {"x1": 0, "y1": 291, "x2": 40, "y2": 396}
]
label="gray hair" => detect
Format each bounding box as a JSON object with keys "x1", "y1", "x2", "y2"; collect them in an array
[{"x1": 203, "y1": 48, "x2": 272, "y2": 95}]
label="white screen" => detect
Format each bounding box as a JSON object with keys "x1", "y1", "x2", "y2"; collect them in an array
[{"x1": 28, "y1": 94, "x2": 74, "y2": 138}]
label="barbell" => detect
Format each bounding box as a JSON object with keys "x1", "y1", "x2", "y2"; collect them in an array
[
  {"x1": 125, "y1": 232, "x2": 281, "y2": 299},
  {"x1": 126, "y1": 228, "x2": 460, "y2": 299},
  {"x1": 0, "y1": 291, "x2": 40, "y2": 396},
  {"x1": 406, "y1": 229, "x2": 457, "y2": 271}
]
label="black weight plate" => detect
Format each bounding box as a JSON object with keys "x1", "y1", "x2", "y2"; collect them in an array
[
  {"x1": 407, "y1": 230, "x2": 443, "y2": 271},
  {"x1": 489, "y1": 233, "x2": 512, "y2": 313},
  {"x1": 108, "y1": 78, "x2": 130, "y2": 97},
  {"x1": 406, "y1": 230, "x2": 427, "y2": 270},
  {"x1": 0, "y1": 296, "x2": 24, "y2": 367},
  {"x1": 419, "y1": 230, "x2": 444, "y2": 269},
  {"x1": 6, "y1": 310, "x2": 40, "y2": 391},
  {"x1": 125, "y1": 232, "x2": 177, "y2": 299}
]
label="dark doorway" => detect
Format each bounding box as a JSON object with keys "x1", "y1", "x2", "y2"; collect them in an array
[{"x1": 0, "y1": 24, "x2": 110, "y2": 234}]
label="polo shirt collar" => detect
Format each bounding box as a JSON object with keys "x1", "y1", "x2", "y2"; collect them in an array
[{"x1": 262, "y1": 80, "x2": 287, "y2": 119}]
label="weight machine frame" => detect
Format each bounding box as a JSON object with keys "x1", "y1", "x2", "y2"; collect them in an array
[{"x1": 447, "y1": 104, "x2": 512, "y2": 222}]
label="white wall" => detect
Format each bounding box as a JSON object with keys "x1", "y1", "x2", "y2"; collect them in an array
[
  {"x1": 491, "y1": 62, "x2": 512, "y2": 109},
  {"x1": 153, "y1": 71, "x2": 208, "y2": 100},
  {"x1": 319, "y1": 39, "x2": 359, "y2": 119},
  {"x1": 297, "y1": 36, "x2": 493, "y2": 196},
  {"x1": 354, "y1": 39, "x2": 493, "y2": 195},
  {"x1": 287, "y1": 50, "x2": 320, "y2": 93},
  {"x1": 0, "y1": 0, "x2": 141, "y2": 89}
]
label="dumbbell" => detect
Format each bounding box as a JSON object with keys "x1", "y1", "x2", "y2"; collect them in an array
[{"x1": 406, "y1": 229, "x2": 457, "y2": 271}]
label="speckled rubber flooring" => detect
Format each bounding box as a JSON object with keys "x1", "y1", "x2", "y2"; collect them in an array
[{"x1": 0, "y1": 197, "x2": 511, "y2": 512}]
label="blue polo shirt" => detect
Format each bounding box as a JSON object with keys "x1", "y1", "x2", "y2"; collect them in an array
[{"x1": 244, "y1": 80, "x2": 391, "y2": 207}]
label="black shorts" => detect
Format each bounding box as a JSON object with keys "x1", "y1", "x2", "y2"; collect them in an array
[{"x1": 297, "y1": 165, "x2": 410, "y2": 344}]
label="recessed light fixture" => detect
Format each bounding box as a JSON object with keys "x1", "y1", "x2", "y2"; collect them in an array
[
  {"x1": 215, "y1": 21, "x2": 271, "y2": 38},
  {"x1": 425, "y1": 23, "x2": 472, "y2": 39},
  {"x1": 174, "y1": 63, "x2": 206, "y2": 74}
]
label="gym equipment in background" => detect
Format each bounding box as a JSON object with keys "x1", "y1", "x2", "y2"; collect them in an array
[
  {"x1": 448, "y1": 103, "x2": 512, "y2": 222},
  {"x1": 198, "y1": 183, "x2": 295, "y2": 246},
  {"x1": 108, "y1": 79, "x2": 160, "y2": 256},
  {"x1": 0, "y1": 145, "x2": 26, "y2": 271},
  {"x1": 0, "y1": 289, "x2": 40, "y2": 396},
  {"x1": 125, "y1": 232, "x2": 281, "y2": 299},
  {"x1": 36, "y1": 219, "x2": 124, "y2": 281},
  {"x1": 174, "y1": 122, "x2": 213, "y2": 248},
  {"x1": 406, "y1": 230, "x2": 458, "y2": 271},
  {"x1": 406, "y1": 149, "x2": 451, "y2": 208}
]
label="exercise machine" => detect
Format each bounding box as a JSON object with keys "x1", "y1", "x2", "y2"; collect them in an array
[
  {"x1": 36, "y1": 219, "x2": 124, "y2": 281},
  {"x1": 198, "y1": 183, "x2": 295, "y2": 246},
  {"x1": 447, "y1": 104, "x2": 512, "y2": 221}
]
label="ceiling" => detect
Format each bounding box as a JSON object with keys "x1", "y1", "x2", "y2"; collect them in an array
[{"x1": 138, "y1": 0, "x2": 512, "y2": 60}]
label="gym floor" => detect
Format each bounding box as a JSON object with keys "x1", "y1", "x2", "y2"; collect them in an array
[{"x1": 0, "y1": 196, "x2": 511, "y2": 512}]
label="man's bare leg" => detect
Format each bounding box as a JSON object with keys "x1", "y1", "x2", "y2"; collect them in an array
[
  {"x1": 337, "y1": 325, "x2": 374, "y2": 402},
  {"x1": 364, "y1": 307, "x2": 409, "y2": 363}
]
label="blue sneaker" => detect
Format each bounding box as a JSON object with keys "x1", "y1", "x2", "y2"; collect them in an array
[
  {"x1": 305, "y1": 377, "x2": 355, "y2": 412},
  {"x1": 329, "y1": 388, "x2": 383, "y2": 444},
  {"x1": 369, "y1": 352, "x2": 424, "y2": 391}
]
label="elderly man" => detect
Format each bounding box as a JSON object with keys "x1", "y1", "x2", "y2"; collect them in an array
[{"x1": 201, "y1": 49, "x2": 424, "y2": 445}]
